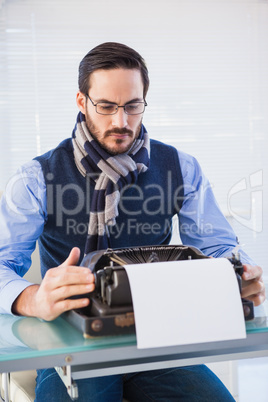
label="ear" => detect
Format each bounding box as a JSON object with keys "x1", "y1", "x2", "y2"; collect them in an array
[{"x1": 76, "y1": 91, "x2": 86, "y2": 114}]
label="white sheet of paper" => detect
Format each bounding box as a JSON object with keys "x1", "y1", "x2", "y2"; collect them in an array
[{"x1": 124, "y1": 258, "x2": 246, "y2": 349}]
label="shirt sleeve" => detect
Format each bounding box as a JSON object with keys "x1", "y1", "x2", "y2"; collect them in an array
[
  {"x1": 0, "y1": 160, "x2": 47, "y2": 314},
  {"x1": 177, "y1": 150, "x2": 256, "y2": 265}
]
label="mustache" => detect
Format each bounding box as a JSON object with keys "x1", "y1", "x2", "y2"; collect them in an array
[{"x1": 105, "y1": 128, "x2": 133, "y2": 136}]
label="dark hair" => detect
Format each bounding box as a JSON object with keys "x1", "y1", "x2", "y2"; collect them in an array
[{"x1": 78, "y1": 42, "x2": 149, "y2": 98}]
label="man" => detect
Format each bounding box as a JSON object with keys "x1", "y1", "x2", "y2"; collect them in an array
[{"x1": 0, "y1": 42, "x2": 265, "y2": 401}]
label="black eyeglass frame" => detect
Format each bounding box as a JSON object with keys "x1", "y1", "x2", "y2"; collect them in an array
[{"x1": 86, "y1": 95, "x2": 147, "y2": 115}]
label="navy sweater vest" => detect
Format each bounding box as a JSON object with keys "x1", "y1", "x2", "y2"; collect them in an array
[{"x1": 35, "y1": 138, "x2": 184, "y2": 277}]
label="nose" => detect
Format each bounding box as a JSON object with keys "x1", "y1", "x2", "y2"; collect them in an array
[{"x1": 111, "y1": 107, "x2": 128, "y2": 128}]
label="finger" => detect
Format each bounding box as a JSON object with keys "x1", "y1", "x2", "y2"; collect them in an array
[
  {"x1": 49, "y1": 265, "x2": 91, "y2": 277},
  {"x1": 241, "y1": 279, "x2": 265, "y2": 299},
  {"x1": 242, "y1": 292, "x2": 266, "y2": 307},
  {"x1": 242, "y1": 264, "x2": 263, "y2": 281},
  {"x1": 56, "y1": 297, "x2": 90, "y2": 315},
  {"x1": 44, "y1": 267, "x2": 94, "y2": 287},
  {"x1": 52, "y1": 283, "x2": 95, "y2": 301},
  {"x1": 61, "y1": 270, "x2": 95, "y2": 285},
  {"x1": 60, "y1": 247, "x2": 81, "y2": 267},
  {"x1": 42, "y1": 297, "x2": 90, "y2": 321}
]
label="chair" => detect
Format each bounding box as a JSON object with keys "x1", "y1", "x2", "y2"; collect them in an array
[
  {"x1": 1, "y1": 370, "x2": 36, "y2": 402},
  {"x1": 0, "y1": 370, "x2": 131, "y2": 401}
]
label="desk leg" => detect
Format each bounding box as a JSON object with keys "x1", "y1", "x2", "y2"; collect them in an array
[
  {"x1": 2, "y1": 373, "x2": 10, "y2": 402},
  {"x1": 55, "y1": 365, "x2": 78, "y2": 400}
]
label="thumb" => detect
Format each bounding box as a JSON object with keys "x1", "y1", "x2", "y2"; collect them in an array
[{"x1": 61, "y1": 247, "x2": 81, "y2": 267}]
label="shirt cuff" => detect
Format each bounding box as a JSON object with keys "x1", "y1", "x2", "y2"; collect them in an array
[{"x1": 0, "y1": 278, "x2": 34, "y2": 315}]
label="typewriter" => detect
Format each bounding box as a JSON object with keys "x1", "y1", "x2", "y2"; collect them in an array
[{"x1": 64, "y1": 245, "x2": 254, "y2": 338}]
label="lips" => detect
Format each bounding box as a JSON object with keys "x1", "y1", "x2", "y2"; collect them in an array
[{"x1": 110, "y1": 133, "x2": 130, "y2": 138}]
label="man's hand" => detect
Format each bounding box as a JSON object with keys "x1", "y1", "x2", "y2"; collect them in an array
[
  {"x1": 241, "y1": 264, "x2": 266, "y2": 306},
  {"x1": 12, "y1": 247, "x2": 94, "y2": 321}
]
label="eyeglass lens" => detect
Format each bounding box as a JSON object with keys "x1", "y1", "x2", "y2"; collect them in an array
[{"x1": 96, "y1": 102, "x2": 145, "y2": 115}]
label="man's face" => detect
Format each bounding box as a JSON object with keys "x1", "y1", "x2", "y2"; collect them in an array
[{"x1": 76, "y1": 68, "x2": 145, "y2": 155}]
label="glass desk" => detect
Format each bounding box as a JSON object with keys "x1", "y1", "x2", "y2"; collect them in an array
[{"x1": 1, "y1": 314, "x2": 268, "y2": 399}]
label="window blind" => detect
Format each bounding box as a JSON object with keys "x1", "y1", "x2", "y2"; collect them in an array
[{"x1": 0, "y1": 0, "x2": 267, "y2": 274}]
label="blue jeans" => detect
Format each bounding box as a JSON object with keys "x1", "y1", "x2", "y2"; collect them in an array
[{"x1": 35, "y1": 365, "x2": 235, "y2": 401}]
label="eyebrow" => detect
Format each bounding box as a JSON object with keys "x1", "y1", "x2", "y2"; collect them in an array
[{"x1": 93, "y1": 97, "x2": 144, "y2": 104}]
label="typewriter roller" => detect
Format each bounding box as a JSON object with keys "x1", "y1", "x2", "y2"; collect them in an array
[{"x1": 64, "y1": 245, "x2": 254, "y2": 338}]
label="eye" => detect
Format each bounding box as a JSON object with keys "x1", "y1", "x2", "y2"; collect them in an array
[
  {"x1": 98, "y1": 103, "x2": 116, "y2": 111},
  {"x1": 125, "y1": 103, "x2": 144, "y2": 114},
  {"x1": 126, "y1": 103, "x2": 139, "y2": 110}
]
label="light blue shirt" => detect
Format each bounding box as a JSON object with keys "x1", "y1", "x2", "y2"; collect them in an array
[{"x1": 0, "y1": 150, "x2": 255, "y2": 314}]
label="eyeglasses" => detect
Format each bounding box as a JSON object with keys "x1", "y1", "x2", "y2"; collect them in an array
[{"x1": 86, "y1": 95, "x2": 147, "y2": 115}]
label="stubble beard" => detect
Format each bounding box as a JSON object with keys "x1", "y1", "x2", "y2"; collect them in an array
[{"x1": 84, "y1": 112, "x2": 142, "y2": 156}]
